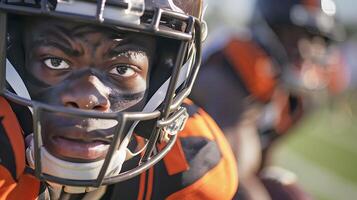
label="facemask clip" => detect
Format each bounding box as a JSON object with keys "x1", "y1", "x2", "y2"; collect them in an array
[{"x1": 158, "y1": 107, "x2": 188, "y2": 143}]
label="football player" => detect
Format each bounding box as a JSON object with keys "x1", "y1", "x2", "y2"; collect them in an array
[
  {"x1": 0, "y1": 0, "x2": 238, "y2": 199},
  {"x1": 191, "y1": 0, "x2": 344, "y2": 199}
]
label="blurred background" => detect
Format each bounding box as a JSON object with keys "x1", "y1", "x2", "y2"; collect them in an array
[{"x1": 203, "y1": 0, "x2": 357, "y2": 199}]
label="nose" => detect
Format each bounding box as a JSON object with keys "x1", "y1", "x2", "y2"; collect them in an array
[{"x1": 60, "y1": 75, "x2": 111, "y2": 111}]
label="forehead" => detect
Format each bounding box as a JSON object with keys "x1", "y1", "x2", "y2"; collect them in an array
[
  {"x1": 21, "y1": 16, "x2": 158, "y2": 53},
  {"x1": 23, "y1": 16, "x2": 157, "y2": 44},
  {"x1": 24, "y1": 17, "x2": 120, "y2": 37}
]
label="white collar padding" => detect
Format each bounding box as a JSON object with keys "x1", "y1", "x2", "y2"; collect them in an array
[{"x1": 26, "y1": 132, "x2": 131, "y2": 193}]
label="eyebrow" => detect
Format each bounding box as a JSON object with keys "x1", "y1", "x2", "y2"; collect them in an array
[
  {"x1": 107, "y1": 39, "x2": 149, "y2": 59},
  {"x1": 30, "y1": 39, "x2": 82, "y2": 57},
  {"x1": 29, "y1": 27, "x2": 82, "y2": 57},
  {"x1": 109, "y1": 49, "x2": 148, "y2": 61}
]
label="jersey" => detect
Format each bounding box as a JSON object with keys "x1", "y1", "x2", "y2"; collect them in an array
[
  {"x1": 0, "y1": 97, "x2": 238, "y2": 200},
  {"x1": 192, "y1": 30, "x2": 304, "y2": 140}
]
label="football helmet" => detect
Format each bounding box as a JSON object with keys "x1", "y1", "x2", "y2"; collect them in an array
[
  {"x1": 0, "y1": 0, "x2": 205, "y2": 192},
  {"x1": 252, "y1": 0, "x2": 345, "y2": 92},
  {"x1": 255, "y1": 0, "x2": 344, "y2": 41}
]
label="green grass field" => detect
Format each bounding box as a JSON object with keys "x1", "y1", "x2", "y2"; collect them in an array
[{"x1": 272, "y1": 92, "x2": 357, "y2": 200}]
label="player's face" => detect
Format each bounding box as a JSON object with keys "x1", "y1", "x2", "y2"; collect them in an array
[
  {"x1": 274, "y1": 26, "x2": 310, "y2": 67},
  {"x1": 276, "y1": 25, "x2": 334, "y2": 90},
  {"x1": 275, "y1": 25, "x2": 329, "y2": 67},
  {"x1": 23, "y1": 17, "x2": 156, "y2": 162}
]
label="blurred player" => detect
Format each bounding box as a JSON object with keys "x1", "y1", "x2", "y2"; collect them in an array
[{"x1": 191, "y1": 0, "x2": 345, "y2": 199}]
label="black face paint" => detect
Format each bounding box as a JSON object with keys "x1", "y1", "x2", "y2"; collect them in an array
[
  {"x1": 109, "y1": 90, "x2": 146, "y2": 112},
  {"x1": 24, "y1": 68, "x2": 50, "y2": 86}
]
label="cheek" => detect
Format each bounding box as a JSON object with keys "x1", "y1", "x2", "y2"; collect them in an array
[
  {"x1": 26, "y1": 60, "x2": 69, "y2": 86},
  {"x1": 108, "y1": 77, "x2": 149, "y2": 112},
  {"x1": 25, "y1": 60, "x2": 68, "y2": 102},
  {"x1": 125, "y1": 76, "x2": 147, "y2": 93},
  {"x1": 28, "y1": 84, "x2": 65, "y2": 105}
]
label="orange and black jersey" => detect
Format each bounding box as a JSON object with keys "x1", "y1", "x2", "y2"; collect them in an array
[
  {"x1": 0, "y1": 97, "x2": 238, "y2": 200},
  {"x1": 0, "y1": 97, "x2": 43, "y2": 200},
  {"x1": 212, "y1": 37, "x2": 304, "y2": 133}
]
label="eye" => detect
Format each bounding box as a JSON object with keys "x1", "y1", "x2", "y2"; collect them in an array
[
  {"x1": 43, "y1": 58, "x2": 70, "y2": 70},
  {"x1": 109, "y1": 65, "x2": 136, "y2": 77}
]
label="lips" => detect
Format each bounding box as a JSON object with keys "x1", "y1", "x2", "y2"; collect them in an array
[{"x1": 44, "y1": 127, "x2": 114, "y2": 162}]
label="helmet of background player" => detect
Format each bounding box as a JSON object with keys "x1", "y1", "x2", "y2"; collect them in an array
[
  {"x1": 253, "y1": 0, "x2": 346, "y2": 92},
  {"x1": 0, "y1": 0, "x2": 205, "y2": 193},
  {"x1": 255, "y1": 0, "x2": 344, "y2": 41}
]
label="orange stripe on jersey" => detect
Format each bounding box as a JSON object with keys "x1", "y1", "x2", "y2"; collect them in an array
[
  {"x1": 137, "y1": 170, "x2": 146, "y2": 200},
  {"x1": 0, "y1": 97, "x2": 25, "y2": 179},
  {"x1": 183, "y1": 98, "x2": 194, "y2": 106},
  {"x1": 178, "y1": 107, "x2": 215, "y2": 140},
  {"x1": 223, "y1": 38, "x2": 277, "y2": 102},
  {"x1": 158, "y1": 139, "x2": 189, "y2": 175},
  {"x1": 165, "y1": 108, "x2": 238, "y2": 200},
  {"x1": 0, "y1": 165, "x2": 16, "y2": 200},
  {"x1": 0, "y1": 166, "x2": 40, "y2": 200},
  {"x1": 145, "y1": 168, "x2": 154, "y2": 200}
]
